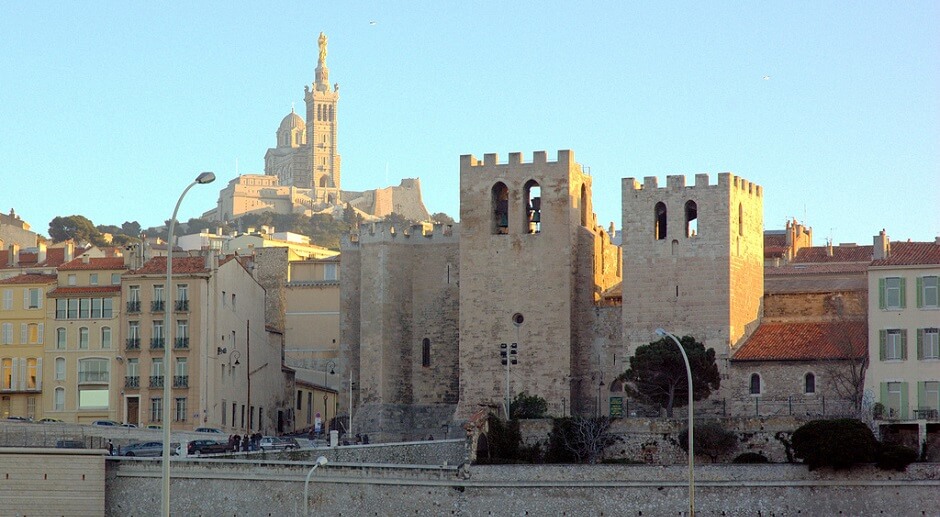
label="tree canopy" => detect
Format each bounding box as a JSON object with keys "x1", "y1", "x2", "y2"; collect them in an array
[
  {"x1": 617, "y1": 335, "x2": 720, "y2": 417},
  {"x1": 49, "y1": 215, "x2": 108, "y2": 245}
]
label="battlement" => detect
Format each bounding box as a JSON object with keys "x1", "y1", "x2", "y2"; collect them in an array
[
  {"x1": 623, "y1": 173, "x2": 762, "y2": 198},
  {"x1": 341, "y1": 222, "x2": 459, "y2": 248},
  {"x1": 460, "y1": 149, "x2": 576, "y2": 169}
]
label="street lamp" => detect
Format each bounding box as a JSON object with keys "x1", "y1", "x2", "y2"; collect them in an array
[
  {"x1": 324, "y1": 360, "x2": 336, "y2": 386},
  {"x1": 656, "y1": 328, "x2": 694, "y2": 517},
  {"x1": 161, "y1": 171, "x2": 215, "y2": 517},
  {"x1": 303, "y1": 456, "x2": 329, "y2": 515}
]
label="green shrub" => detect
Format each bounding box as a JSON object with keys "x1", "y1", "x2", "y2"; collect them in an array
[
  {"x1": 510, "y1": 391, "x2": 548, "y2": 419},
  {"x1": 475, "y1": 414, "x2": 541, "y2": 464},
  {"x1": 791, "y1": 419, "x2": 877, "y2": 470},
  {"x1": 733, "y1": 452, "x2": 769, "y2": 464},
  {"x1": 677, "y1": 422, "x2": 737, "y2": 461},
  {"x1": 876, "y1": 444, "x2": 918, "y2": 472}
]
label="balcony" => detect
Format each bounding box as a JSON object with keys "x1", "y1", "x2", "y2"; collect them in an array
[
  {"x1": 126, "y1": 300, "x2": 141, "y2": 313},
  {"x1": 174, "y1": 299, "x2": 189, "y2": 312},
  {"x1": 125, "y1": 376, "x2": 139, "y2": 389},
  {"x1": 149, "y1": 376, "x2": 164, "y2": 388},
  {"x1": 151, "y1": 300, "x2": 165, "y2": 312},
  {"x1": 125, "y1": 338, "x2": 141, "y2": 350},
  {"x1": 173, "y1": 375, "x2": 189, "y2": 388},
  {"x1": 150, "y1": 338, "x2": 165, "y2": 350},
  {"x1": 174, "y1": 337, "x2": 189, "y2": 349}
]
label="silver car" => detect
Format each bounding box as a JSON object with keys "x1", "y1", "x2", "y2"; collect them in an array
[{"x1": 121, "y1": 441, "x2": 166, "y2": 457}]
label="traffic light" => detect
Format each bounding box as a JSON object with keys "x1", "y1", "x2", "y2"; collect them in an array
[{"x1": 500, "y1": 343, "x2": 507, "y2": 365}]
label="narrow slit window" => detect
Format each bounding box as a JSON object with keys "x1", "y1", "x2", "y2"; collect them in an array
[
  {"x1": 524, "y1": 180, "x2": 541, "y2": 234},
  {"x1": 422, "y1": 338, "x2": 431, "y2": 367},
  {"x1": 655, "y1": 202, "x2": 667, "y2": 240},
  {"x1": 492, "y1": 182, "x2": 509, "y2": 235},
  {"x1": 685, "y1": 200, "x2": 698, "y2": 237}
]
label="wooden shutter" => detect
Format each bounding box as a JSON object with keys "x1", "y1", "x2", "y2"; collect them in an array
[
  {"x1": 879, "y1": 278, "x2": 886, "y2": 309},
  {"x1": 918, "y1": 329, "x2": 925, "y2": 360},
  {"x1": 880, "y1": 382, "x2": 889, "y2": 410},
  {"x1": 917, "y1": 277, "x2": 924, "y2": 308},
  {"x1": 918, "y1": 382, "x2": 927, "y2": 411},
  {"x1": 879, "y1": 330, "x2": 886, "y2": 360},
  {"x1": 901, "y1": 330, "x2": 908, "y2": 360},
  {"x1": 899, "y1": 278, "x2": 907, "y2": 309},
  {"x1": 899, "y1": 382, "x2": 909, "y2": 419}
]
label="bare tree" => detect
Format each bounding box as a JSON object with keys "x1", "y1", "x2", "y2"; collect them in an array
[
  {"x1": 547, "y1": 416, "x2": 619, "y2": 464},
  {"x1": 821, "y1": 294, "x2": 868, "y2": 414}
]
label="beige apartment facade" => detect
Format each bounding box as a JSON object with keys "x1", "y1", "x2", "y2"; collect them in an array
[
  {"x1": 0, "y1": 274, "x2": 56, "y2": 420},
  {"x1": 284, "y1": 257, "x2": 340, "y2": 376},
  {"x1": 42, "y1": 256, "x2": 127, "y2": 424},
  {"x1": 865, "y1": 233, "x2": 940, "y2": 422}
]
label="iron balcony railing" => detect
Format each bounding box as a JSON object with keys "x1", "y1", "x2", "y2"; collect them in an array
[
  {"x1": 125, "y1": 338, "x2": 140, "y2": 350},
  {"x1": 150, "y1": 338, "x2": 165, "y2": 350},
  {"x1": 126, "y1": 300, "x2": 141, "y2": 313},
  {"x1": 125, "y1": 376, "x2": 140, "y2": 389},
  {"x1": 173, "y1": 375, "x2": 189, "y2": 388},
  {"x1": 151, "y1": 300, "x2": 165, "y2": 312},
  {"x1": 174, "y1": 337, "x2": 189, "y2": 349},
  {"x1": 174, "y1": 299, "x2": 189, "y2": 312},
  {"x1": 149, "y1": 376, "x2": 164, "y2": 388}
]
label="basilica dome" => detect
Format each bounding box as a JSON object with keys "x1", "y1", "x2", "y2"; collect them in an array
[{"x1": 279, "y1": 110, "x2": 305, "y2": 131}]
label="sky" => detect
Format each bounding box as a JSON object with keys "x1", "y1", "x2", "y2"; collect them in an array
[{"x1": 1, "y1": 2, "x2": 937, "y2": 244}]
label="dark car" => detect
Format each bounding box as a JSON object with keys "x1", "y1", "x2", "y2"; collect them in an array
[
  {"x1": 55, "y1": 439, "x2": 86, "y2": 449},
  {"x1": 188, "y1": 439, "x2": 232, "y2": 455}
]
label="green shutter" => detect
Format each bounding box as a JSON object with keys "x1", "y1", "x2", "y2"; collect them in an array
[
  {"x1": 879, "y1": 278, "x2": 886, "y2": 309},
  {"x1": 900, "y1": 382, "x2": 909, "y2": 419},
  {"x1": 879, "y1": 330, "x2": 887, "y2": 361},
  {"x1": 918, "y1": 382, "x2": 927, "y2": 412},
  {"x1": 900, "y1": 278, "x2": 907, "y2": 308},
  {"x1": 917, "y1": 277, "x2": 924, "y2": 308},
  {"x1": 880, "y1": 382, "x2": 889, "y2": 412},
  {"x1": 901, "y1": 330, "x2": 908, "y2": 360},
  {"x1": 917, "y1": 329, "x2": 925, "y2": 360}
]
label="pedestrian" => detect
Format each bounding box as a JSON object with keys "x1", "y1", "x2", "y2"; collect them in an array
[
  {"x1": 233, "y1": 434, "x2": 241, "y2": 451},
  {"x1": 108, "y1": 439, "x2": 114, "y2": 456},
  {"x1": 242, "y1": 434, "x2": 250, "y2": 452}
]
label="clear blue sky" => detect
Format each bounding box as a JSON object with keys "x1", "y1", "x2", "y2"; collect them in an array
[{"x1": 1, "y1": 2, "x2": 937, "y2": 244}]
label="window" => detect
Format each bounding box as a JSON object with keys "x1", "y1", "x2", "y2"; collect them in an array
[
  {"x1": 151, "y1": 398, "x2": 163, "y2": 422},
  {"x1": 79, "y1": 298, "x2": 90, "y2": 319},
  {"x1": 27, "y1": 323, "x2": 42, "y2": 344},
  {"x1": 1, "y1": 359, "x2": 10, "y2": 389},
  {"x1": 78, "y1": 327, "x2": 89, "y2": 349},
  {"x1": 153, "y1": 285, "x2": 164, "y2": 302},
  {"x1": 27, "y1": 288, "x2": 42, "y2": 309},
  {"x1": 880, "y1": 277, "x2": 906, "y2": 310},
  {"x1": 232, "y1": 403, "x2": 237, "y2": 429},
  {"x1": 78, "y1": 358, "x2": 108, "y2": 384},
  {"x1": 880, "y1": 329, "x2": 907, "y2": 361},
  {"x1": 152, "y1": 358, "x2": 164, "y2": 378},
  {"x1": 79, "y1": 389, "x2": 109, "y2": 409},
  {"x1": 918, "y1": 276, "x2": 939, "y2": 308},
  {"x1": 231, "y1": 293, "x2": 236, "y2": 309},
  {"x1": 883, "y1": 381, "x2": 906, "y2": 419},
  {"x1": 685, "y1": 200, "x2": 698, "y2": 237},
  {"x1": 55, "y1": 357, "x2": 65, "y2": 381},
  {"x1": 738, "y1": 203, "x2": 744, "y2": 236},
  {"x1": 804, "y1": 373, "x2": 816, "y2": 394},
  {"x1": 922, "y1": 381, "x2": 940, "y2": 412},
  {"x1": 492, "y1": 182, "x2": 509, "y2": 234},
  {"x1": 222, "y1": 399, "x2": 227, "y2": 426},
  {"x1": 102, "y1": 298, "x2": 113, "y2": 318},
  {"x1": 101, "y1": 327, "x2": 112, "y2": 349},
  {"x1": 2, "y1": 289, "x2": 11, "y2": 310},
  {"x1": 56, "y1": 299, "x2": 66, "y2": 319},
  {"x1": 918, "y1": 328, "x2": 940, "y2": 360},
  {"x1": 523, "y1": 180, "x2": 541, "y2": 234},
  {"x1": 749, "y1": 373, "x2": 761, "y2": 395},
  {"x1": 175, "y1": 397, "x2": 187, "y2": 422},
  {"x1": 129, "y1": 285, "x2": 140, "y2": 302},
  {"x1": 54, "y1": 387, "x2": 65, "y2": 411},
  {"x1": 56, "y1": 328, "x2": 66, "y2": 349},
  {"x1": 67, "y1": 299, "x2": 78, "y2": 319},
  {"x1": 422, "y1": 338, "x2": 431, "y2": 367},
  {"x1": 26, "y1": 358, "x2": 37, "y2": 389},
  {"x1": 324, "y1": 263, "x2": 338, "y2": 281},
  {"x1": 111, "y1": 273, "x2": 121, "y2": 285},
  {"x1": 91, "y1": 298, "x2": 102, "y2": 318},
  {"x1": 176, "y1": 320, "x2": 188, "y2": 348},
  {"x1": 68, "y1": 274, "x2": 76, "y2": 286},
  {"x1": 654, "y1": 202, "x2": 667, "y2": 240},
  {"x1": 222, "y1": 291, "x2": 227, "y2": 307},
  {"x1": 296, "y1": 390, "x2": 303, "y2": 410},
  {"x1": 580, "y1": 184, "x2": 589, "y2": 226},
  {"x1": 176, "y1": 284, "x2": 189, "y2": 311},
  {"x1": 249, "y1": 405, "x2": 255, "y2": 430},
  {"x1": 127, "y1": 358, "x2": 139, "y2": 378},
  {"x1": 89, "y1": 273, "x2": 98, "y2": 286},
  {"x1": 1, "y1": 323, "x2": 12, "y2": 345},
  {"x1": 175, "y1": 357, "x2": 188, "y2": 387},
  {"x1": 152, "y1": 321, "x2": 164, "y2": 349}
]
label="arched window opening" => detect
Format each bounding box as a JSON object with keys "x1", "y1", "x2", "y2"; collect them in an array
[
  {"x1": 492, "y1": 182, "x2": 509, "y2": 235},
  {"x1": 738, "y1": 203, "x2": 744, "y2": 236},
  {"x1": 804, "y1": 373, "x2": 816, "y2": 394},
  {"x1": 671, "y1": 239, "x2": 678, "y2": 256},
  {"x1": 317, "y1": 105, "x2": 322, "y2": 121},
  {"x1": 580, "y1": 184, "x2": 589, "y2": 226},
  {"x1": 685, "y1": 200, "x2": 698, "y2": 237},
  {"x1": 749, "y1": 373, "x2": 761, "y2": 395},
  {"x1": 329, "y1": 105, "x2": 334, "y2": 121},
  {"x1": 319, "y1": 176, "x2": 329, "y2": 188},
  {"x1": 654, "y1": 202, "x2": 667, "y2": 240},
  {"x1": 421, "y1": 338, "x2": 431, "y2": 367},
  {"x1": 609, "y1": 379, "x2": 624, "y2": 393},
  {"x1": 524, "y1": 180, "x2": 541, "y2": 234}
]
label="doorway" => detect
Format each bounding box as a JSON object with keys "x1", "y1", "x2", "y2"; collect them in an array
[{"x1": 126, "y1": 396, "x2": 140, "y2": 425}]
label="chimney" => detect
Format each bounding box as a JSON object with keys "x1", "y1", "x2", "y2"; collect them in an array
[
  {"x1": 9, "y1": 244, "x2": 19, "y2": 267},
  {"x1": 37, "y1": 242, "x2": 47, "y2": 264},
  {"x1": 873, "y1": 229, "x2": 890, "y2": 260},
  {"x1": 826, "y1": 239, "x2": 834, "y2": 257},
  {"x1": 81, "y1": 254, "x2": 90, "y2": 264},
  {"x1": 63, "y1": 242, "x2": 74, "y2": 262}
]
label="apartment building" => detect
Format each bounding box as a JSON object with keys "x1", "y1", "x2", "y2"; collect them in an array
[
  {"x1": 0, "y1": 274, "x2": 56, "y2": 419},
  {"x1": 283, "y1": 256, "x2": 340, "y2": 377},
  {"x1": 42, "y1": 256, "x2": 127, "y2": 423}
]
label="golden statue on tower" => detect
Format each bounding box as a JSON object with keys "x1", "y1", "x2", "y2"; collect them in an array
[{"x1": 318, "y1": 32, "x2": 328, "y2": 65}]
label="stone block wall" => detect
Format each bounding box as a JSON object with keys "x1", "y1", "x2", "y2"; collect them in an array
[
  {"x1": 763, "y1": 290, "x2": 867, "y2": 321},
  {"x1": 727, "y1": 360, "x2": 859, "y2": 418}
]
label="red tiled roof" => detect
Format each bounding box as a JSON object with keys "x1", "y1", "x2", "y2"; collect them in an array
[
  {"x1": 126, "y1": 256, "x2": 208, "y2": 275},
  {"x1": 794, "y1": 245, "x2": 873, "y2": 263},
  {"x1": 871, "y1": 241, "x2": 940, "y2": 267},
  {"x1": 766, "y1": 263, "x2": 870, "y2": 276},
  {"x1": 59, "y1": 257, "x2": 127, "y2": 271},
  {"x1": 42, "y1": 248, "x2": 69, "y2": 267},
  {"x1": 0, "y1": 274, "x2": 57, "y2": 285},
  {"x1": 764, "y1": 233, "x2": 787, "y2": 248},
  {"x1": 17, "y1": 252, "x2": 38, "y2": 266},
  {"x1": 732, "y1": 321, "x2": 867, "y2": 362},
  {"x1": 48, "y1": 285, "x2": 121, "y2": 296}
]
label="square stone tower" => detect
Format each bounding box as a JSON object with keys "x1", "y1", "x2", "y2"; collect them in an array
[
  {"x1": 458, "y1": 150, "x2": 599, "y2": 418},
  {"x1": 620, "y1": 173, "x2": 764, "y2": 367}
]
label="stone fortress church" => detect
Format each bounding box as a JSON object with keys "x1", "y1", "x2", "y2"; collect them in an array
[
  {"x1": 342, "y1": 149, "x2": 766, "y2": 439},
  {"x1": 204, "y1": 33, "x2": 429, "y2": 224}
]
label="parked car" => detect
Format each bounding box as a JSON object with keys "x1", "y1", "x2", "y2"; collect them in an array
[
  {"x1": 38, "y1": 418, "x2": 63, "y2": 423},
  {"x1": 121, "y1": 441, "x2": 165, "y2": 457},
  {"x1": 91, "y1": 420, "x2": 119, "y2": 427},
  {"x1": 194, "y1": 427, "x2": 224, "y2": 434},
  {"x1": 146, "y1": 424, "x2": 162, "y2": 430},
  {"x1": 6, "y1": 416, "x2": 32, "y2": 422},
  {"x1": 259, "y1": 436, "x2": 299, "y2": 451},
  {"x1": 120, "y1": 423, "x2": 138, "y2": 428},
  {"x1": 55, "y1": 439, "x2": 85, "y2": 449},
  {"x1": 187, "y1": 439, "x2": 232, "y2": 455}
]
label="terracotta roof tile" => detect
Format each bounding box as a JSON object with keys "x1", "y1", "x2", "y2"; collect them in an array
[
  {"x1": 794, "y1": 245, "x2": 873, "y2": 263},
  {"x1": 42, "y1": 248, "x2": 68, "y2": 267},
  {"x1": 871, "y1": 241, "x2": 940, "y2": 267},
  {"x1": 766, "y1": 263, "x2": 870, "y2": 275},
  {"x1": 0, "y1": 274, "x2": 57, "y2": 285},
  {"x1": 732, "y1": 321, "x2": 867, "y2": 361},
  {"x1": 764, "y1": 233, "x2": 787, "y2": 248},
  {"x1": 48, "y1": 285, "x2": 121, "y2": 296},
  {"x1": 59, "y1": 257, "x2": 127, "y2": 271},
  {"x1": 126, "y1": 256, "x2": 208, "y2": 275}
]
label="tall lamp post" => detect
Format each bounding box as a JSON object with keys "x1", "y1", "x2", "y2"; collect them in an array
[
  {"x1": 161, "y1": 171, "x2": 215, "y2": 517},
  {"x1": 656, "y1": 328, "x2": 694, "y2": 517}
]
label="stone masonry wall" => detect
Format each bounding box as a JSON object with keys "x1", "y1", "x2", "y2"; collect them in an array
[{"x1": 763, "y1": 290, "x2": 867, "y2": 321}]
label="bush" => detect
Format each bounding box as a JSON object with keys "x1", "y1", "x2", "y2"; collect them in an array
[
  {"x1": 791, "y1": 419, "x2": 878, "y2": 470},
  {"x1": 510, "y1": 391, "x2": 548, "y2": 419},
  {"x1": 733, "y1": 452, "x2": 769, "y2": 464},
  {"x1": 475, "y1": 414, "x2": 541, "y2": 464},
  {"x1": 876, "y1": 444, "x2": 918, "y2": 472},
  {"x1": 677, "y1": 422, "x2": 737, "y2": 461},
  {"x1": 545, "y1": 416, "x2": 619, "y2": 464}
]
